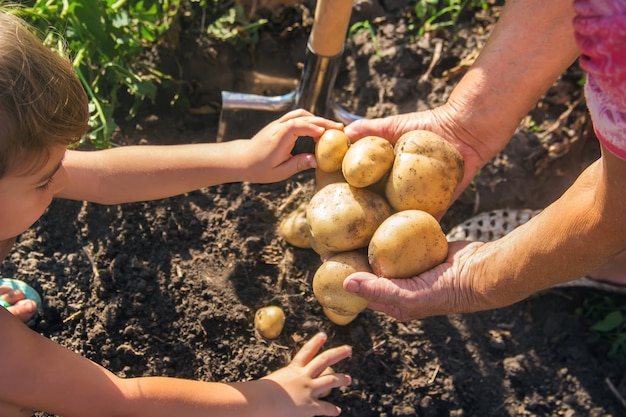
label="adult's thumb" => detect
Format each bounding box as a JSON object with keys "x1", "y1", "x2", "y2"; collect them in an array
[{"x1": 343, "y1": 272, "x2": 393, "y2": 303}]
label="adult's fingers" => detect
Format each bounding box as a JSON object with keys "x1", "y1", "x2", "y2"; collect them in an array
[{"x1": 342, "y1": 272, "x2": 407, "y2": 319}]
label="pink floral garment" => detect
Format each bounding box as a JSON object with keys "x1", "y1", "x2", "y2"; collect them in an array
[{"x1": 573, "y1": 0, "x2": 626, "y2": 159}]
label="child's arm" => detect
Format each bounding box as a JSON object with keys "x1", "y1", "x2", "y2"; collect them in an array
[
  {"x1": 56, "y1": 109, "x2": 343, "y2": 204},
  {"x1": 0, "y1": 311, "x2": 351, "y2": 417}
]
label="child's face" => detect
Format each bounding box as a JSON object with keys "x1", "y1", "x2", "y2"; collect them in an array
[{"x1": 0, "y1": 145, "x2": 69, "y2": 240}]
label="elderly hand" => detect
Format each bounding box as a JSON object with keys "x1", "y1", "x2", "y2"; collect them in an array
[{"x1": 342, "y1": 241, "x2": 492, "y2": 321}]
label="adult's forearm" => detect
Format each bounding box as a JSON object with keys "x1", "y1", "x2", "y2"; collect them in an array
[
  {"x1": 470, "y1": 148, "x2": 626, "y2": 308},
  {"x1": 443, "y1": 0, "x2": 580, "y2": 165}
]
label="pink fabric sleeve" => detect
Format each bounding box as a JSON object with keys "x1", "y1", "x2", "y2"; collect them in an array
[{"x1": 573, "y1": 0, "x2": 626, "y2": 160}]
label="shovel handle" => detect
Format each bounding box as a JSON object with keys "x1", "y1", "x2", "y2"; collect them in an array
[{"x1": 309, "y1": 0, "x2": 354, "y2": 57}]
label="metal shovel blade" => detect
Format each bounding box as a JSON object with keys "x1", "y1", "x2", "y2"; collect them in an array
[
  {"x1": 217, "y1": 42, "x2": 362, "y2": 153},
  {"x1": 217, "y1": 0, "x2": 361, "y2": 154}
]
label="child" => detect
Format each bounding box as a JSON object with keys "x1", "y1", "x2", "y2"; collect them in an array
[{"x1": 0, "y1": 10, "x2": 351, "y2": 417}]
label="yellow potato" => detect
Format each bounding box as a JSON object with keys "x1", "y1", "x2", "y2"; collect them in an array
[
  {"x1": 310, "y1": 234, "x2": 335, "y2": 260},
  {"x1": 312, "y1": 251, "x2": 371, "y2": 325},
  {"x1": 254, "y1": 305, "x2": 286, "y2": 339},
  {"x1": 318, "y1": 366, "x2": 335, "y2": 398},
  {"x1": 368, "y1": 209, "x2": 448, "y2": 278},
  {"x1": 277, "y1": 202, "x2": 311, "y2": 249},
  {"x1": 323, "y1": 308, "x2": 358, "y2": 326},
  {"x1": 306, "y1": 182, "x2": 392, "y2": 253},
  {"x1": 342, "y1": 136, "x2": 394, "y2": 188},
  {"x1": 315, "y1": 129, "x2": 351, "y2": 172},
  {"x1": 315, "y1": 168, "x2": 346, "y2": 191},
  {"x1": 385, "y1": 130, "x2": 464, "y2": 218}
]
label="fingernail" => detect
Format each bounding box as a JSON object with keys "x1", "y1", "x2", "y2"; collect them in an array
[
  {"x1": 24, "y1": 300, "x2": 36, "y2": 313},
  {"x1": 344, "y1": 279, "x2": 360, "y2": 292}
]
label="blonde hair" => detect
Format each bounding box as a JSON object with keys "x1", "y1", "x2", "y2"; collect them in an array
[{"x1": 0, "y1": 10, "x2": 89, "y2": 178}]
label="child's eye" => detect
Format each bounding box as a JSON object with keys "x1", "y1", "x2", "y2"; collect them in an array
[{"x1": 36, "y1": 177, "x2": 54, "y2": 192}]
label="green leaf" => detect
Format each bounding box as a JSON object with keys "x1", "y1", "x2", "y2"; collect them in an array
[{"x1": 591, "y1": 310, "x2": 624, "y2": 332}]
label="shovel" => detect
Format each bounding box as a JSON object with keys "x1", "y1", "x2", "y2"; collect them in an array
[{"x1": 217, "y1": 0, "x2": 361, "y2": 154}]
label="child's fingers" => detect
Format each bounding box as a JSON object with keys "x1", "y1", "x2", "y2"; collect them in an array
[
  {"x1": 310, "y1": 401, "x2": 343, "y2": 417},
  {"x1": 277, "y1": 109, "x2": 344, "y2": 130},
  {"x1": 306, "y1": 344, "x2": 353, "y2": 378},
  {"x1": 313, "y1": 372, "x2": 352, "y2": 398},
  {"x1": 277, "y1": 120, "x2": 339, "y2": 143},
  {"x1": 289, "y1": 332, "x2": 328, "y2": 367},
  {"x1": 0, "y1": 288, "x2": 25, "y2": 304},
  {"x1": 276, "y1": 108, "x2": 314, "y2": 122}
]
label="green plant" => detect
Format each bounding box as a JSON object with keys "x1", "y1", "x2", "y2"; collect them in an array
[
  {"x1": 9, "y1": 0, "x2": 187, "y2": 148},
  {"x1": 205, "y1": 4, "x2": 268, "y2": 46},
  {"x1": 412, "y1": 0, "x2": 494, "y2": 36},
  {"x1": 349, "y1": 20, "x2": 381, "y2": 59},
  {"x1": 577, "y1": 294, "x2": 626, "y2": 360}
]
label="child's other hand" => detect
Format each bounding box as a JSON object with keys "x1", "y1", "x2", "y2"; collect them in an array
[
  {"x1": 243, "y1": 109, "x2": 344, "y2": 183},
  {"x1": 261, "y1": 332, "x2": 352, "y2": 417}
]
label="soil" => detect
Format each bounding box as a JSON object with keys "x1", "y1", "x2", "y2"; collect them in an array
[{"x1": 5, "y1": 1, "x2": 626, "y2": 416}]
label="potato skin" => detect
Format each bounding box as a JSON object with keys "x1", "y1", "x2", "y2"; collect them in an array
[
  {"x1": 315, "y1": 168, "x2": 346, "y2": 191},
  {"x1": 306, "y1": 182, "x2": 392, "y2": 253},
  {"x1": 312, "y1": 251, "x2": 371, "y2": 322},
  {"x1": 277, "y1": 202, "x2": 311, "y2": 249},
  {"x1": 315, "y1": 129, "x2": 351, "y2": 172},
  {"x1": 368, "y1": 210, "x2": 448, "y2": 278},
  {"x1": 254, "y1": 306, "x2": 286, "y2": 339},
  {"x1": 385, "y1": 130, "x2": 464, "y2": 218},
  {"x1": 342, "y1": 136, "x2": 394, "y2": 188}
]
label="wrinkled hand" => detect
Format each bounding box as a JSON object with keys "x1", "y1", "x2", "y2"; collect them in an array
[
  {"x1": 344, "y1": 106, "x2": 499, "y2": 201},
  {"x1": 342, "y1": 241, "x2": 489, "y2": 321},
  {"x1": 241, "y1": 109, "x2": 344, "y2": 183},
  {"x1": 261, "y1": 332, "x2": 352, "y2": 417}
]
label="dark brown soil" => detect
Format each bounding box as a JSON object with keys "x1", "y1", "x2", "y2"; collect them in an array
[{"x1": 6, "y1": 1, "x2": 626, "y2": 416}]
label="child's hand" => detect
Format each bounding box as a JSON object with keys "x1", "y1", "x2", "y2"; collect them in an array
[
  {"x1": 241, "y1": 109, "x2": 344, "y2": 183},
  {"x1": 261, "y1": 332, "x2": 352, "y2": 417}
]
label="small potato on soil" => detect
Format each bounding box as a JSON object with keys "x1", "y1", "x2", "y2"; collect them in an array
[
  {"x1": 306, "y1": 182, "x2": 392, "y2": 253},
  {"x1": 277, "y1": 202, "x2": 311, "y2": 249},
  {"x1": 385, "y1": 130, "x2": 464, "y2": 218},
  {"x1": 368, "y1": 209, "x2": 448, "y2": 278},
  {"x1": 312, "y1": 250, "x2": 371, "y2": 325},
  {"x1": 316, "y1": 129, "x2": 351, "y2": 172},
  {"x1": 254, "y1": 306, "x2": 286, "y2": 339},
  {"x1": 342, "y1": 135, "x2": 394, "y2": 188}
]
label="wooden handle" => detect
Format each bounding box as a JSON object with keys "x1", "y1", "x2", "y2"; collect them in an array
[{"x1": 309, "y1": 0, "x2": 354, "y2": 57}]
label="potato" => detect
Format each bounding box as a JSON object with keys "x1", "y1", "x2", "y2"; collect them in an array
[
  {"x1": 312, "y1": 251, "x2": 371, "y2": 325},
  {"x1": 278, "y1": 202, "x2": 311, "y2": 248},
  {"x1": 322, "y1": 307, "x2": 357, "y2": 326},
  {"x1": 310, "y1": 234, "x2": 335, "y2": 261},
  {"x1": 306, "y1": 182, "x2": 392, "y2": 253},
  {"x1": 342, "y1": 136, "x2": 394, "y2": 188},
  {"x1": 318, "y1": 366, "x2": 335, "y2": 398},
  {"x1": 315, "y1": 168, "x2": 346, "y2": 191},
  {"x1": 315, "y1": 129, "x2": 351, "y2": 172},
  {"x1": 385, "y1": 130, "x2": 464, "y2": 218},
  {"x1": 254, "y1": 305, "x2": 286, "y2": 339},
  {"x1": 368, "y1": 209, "x2": 448, "y2": 278}
]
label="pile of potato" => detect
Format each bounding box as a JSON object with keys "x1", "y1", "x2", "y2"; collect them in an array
[{"x1": 278, "y1": 129, "x2": 464, "y2": 325}]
